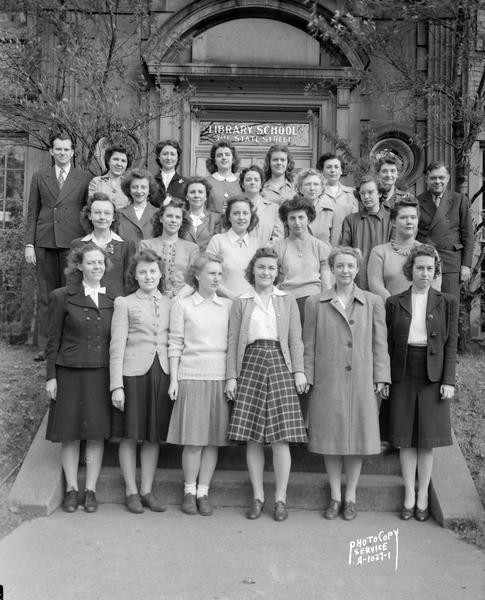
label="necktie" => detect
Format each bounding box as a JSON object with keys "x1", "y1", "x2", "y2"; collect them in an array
[
  {"x1": 433, "y1": 195, "x2": 441, "y2": 208},
  {"x1": 58, "y1": 168, "x2": 65, "y2": 189}
]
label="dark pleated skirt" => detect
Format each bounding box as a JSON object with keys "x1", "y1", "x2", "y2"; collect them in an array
[
  {"x1": 228, "y1": 340, "x2": 307, "y2": 444},
  {"x1": 111, "y1": 357, "x2": 172, "y2": 443},
  {"x1": 46, "y1": 366, "x2": 111, "y2": 442},
  {"x1": 389, "y1": 346, "x2": 452, "y2": 449}
]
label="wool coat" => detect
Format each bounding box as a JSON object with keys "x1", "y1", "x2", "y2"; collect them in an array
[{"x1": 303, "y1": 286, "x2": 390, "y2": 455}]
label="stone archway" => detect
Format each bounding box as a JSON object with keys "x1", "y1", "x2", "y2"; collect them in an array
[{"x1": 143, "y1": 0, "x2": 370, "y2": 175}]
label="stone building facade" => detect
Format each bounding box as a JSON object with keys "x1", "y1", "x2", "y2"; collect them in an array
[{"x1": 0, "y1": 1, "x2": 484, "y2": 331}]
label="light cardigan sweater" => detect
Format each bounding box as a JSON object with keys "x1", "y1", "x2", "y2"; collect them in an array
[
  {"x1": 109, "y1": 290, "x2": 171, "y2": 391},
  {"x1": 168, "y1": 292, "x2": 232, "y2": 380},
  {"x1": 226, "y1": 288, "x2": 304, "y2": 379}
]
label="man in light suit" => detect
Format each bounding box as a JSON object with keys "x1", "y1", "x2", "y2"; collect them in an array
[
  {"x1": 24, "y1": 131, "x2": 91, "y2": 360},
  {"x1": 416, "y1": 161, "x2": 474, "y2": 299}
]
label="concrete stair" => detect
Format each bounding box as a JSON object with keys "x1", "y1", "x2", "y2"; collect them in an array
[
  {"x1": 9, "y1": 415, "x2": 485, "y2": 524},
  {"x1": 83, "y1": 443, "x2": 404, "y2": 512}
]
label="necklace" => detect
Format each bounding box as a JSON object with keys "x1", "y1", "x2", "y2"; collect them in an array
[
  {"x1": 391, "y1": 239, "x2": 416, "y2": 256},
  {"x1": 292, "y1": 236, "x2": 306, "y2": 257}
]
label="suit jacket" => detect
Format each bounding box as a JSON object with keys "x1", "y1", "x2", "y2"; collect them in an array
[
  {"x1": 46, "y1": 283, "x2": 115, "y2": 379},
  {"x1": 25, "y1": 167, "x2": 91, "y2": 248},
  {"x1": 69, "y1": 234, "x2": 136, "y2": 297},
  {"x1": 181, "y1": 211, "x2": 222, "y2": 251},
  {"x1": 109, "y1": 290, "x2": 171, "y2": 390},
  {"x1": 117, "y1": 203, "x2": 158, "y2": 248},
  {"x1": 416, "y1": 190, "x2": 474, "y2": 273},
  {"x1": 381, "y1": 187, "x2": 410, "y2": 210},
  {"x1": 151, "y1": 171, "x2": 186, "y2": 207},
  {"x1": 226, "y1": 290, "x2": 304, "y2": 379},
  {"x1": 385, "y1": 287, "x2": 458, "y2": 385}
]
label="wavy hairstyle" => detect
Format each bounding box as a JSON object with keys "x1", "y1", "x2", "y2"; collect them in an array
[
  {"x1": 294, "y1": 168, "x2": 325, "y2": 195},
  {"x1": 206, "y1": 141, "x2": 239, "y2": 174},
  {"x1": 390, "y1": 196, "x2": 420, "y2": 221},
  {"x1": 328, "y1": 246, "x2": 363, "y2": 271},
  {"x1": 239, "y1": 165, "x2": 265, "y2": 193},
  {"x1": 125, "y1": 248, "x2": 164, "y2": 293},
  {"x1": 278, "y1": 194, "x2": 316, "y2": 224},
  {"x1": 244, "y1": 246, "x2": 283, "y2": 286},
  {"x1": 121, "y1": 168, "x2": 158, "y2": 203},
  {"x1": 155, "y1": 139, "x2": 182, "y2": 170},
  {"x1": 316, "y1": 152, "x2": 342, "y2": 172},
  {"x1": 152, "y1": 196, "x2": 191, "y2": 238},
  {"x1": 65, "y1": 242, "x2": 111, "y2": 278},
  {"x1": 79, "y1": 193, "x2": 119, "y2": 234},
  {"x1": 222, "y1": 195, "x2": 259, "y2": 233},
  {"x1": 103, "y1": 144, "x2": 133, "y2": 174},
  {"x1": 182, "y1": 175, "x2": 212, "y2": 205},
  {"x1": 263, "y1": 144, "x2": 295, "y2": 183},
  {"x1": 402, "y1": 244, "x2": 441, "y2": 281},
  {"x1": 185, "y1": 252, "x2": 223, "y2": 290}
]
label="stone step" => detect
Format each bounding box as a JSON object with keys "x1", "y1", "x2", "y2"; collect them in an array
[
  {"x1": 101, "y1": 441, "x2": 401, "y2": 475},
  {"x1": 82, "y1": 467, "x2": 404, "y2": 512}
]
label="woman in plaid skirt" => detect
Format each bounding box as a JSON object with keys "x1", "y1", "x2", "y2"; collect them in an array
[{"x1": 226, "y1": 247, "x2": 308, "y2": 522}]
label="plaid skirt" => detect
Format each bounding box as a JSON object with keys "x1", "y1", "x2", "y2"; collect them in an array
[{"x1": 228, "y1": 340, "x2": 307, "y2": 443}]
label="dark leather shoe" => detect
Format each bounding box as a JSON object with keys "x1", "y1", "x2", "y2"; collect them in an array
[
  {"x1": 343, "y1": 500, "x2": 357, "y2": 521},
  {"x1": 197, "y1": 495, "x2": 213, "y2": 517},
  {"x1": 33, "y1": 351, "x2": 45, "y2": 362},
  {"x1": 182, "y1": 493, "x2": 197, "y2": 515},
  {"x1": 246, "y1": 498, "x2": 265, "y2": 520},
  {"x1": 274, "y1": 501, "x2": 288, "y2": 522},
  {"x1": 400, "y1": 505, "x2": 415, "y2": 520},
  {"x1": 415, "y1": 507, "x2": 430, "y2": 522},
  {"x1": 126, "y1": 494, "x2": 144, "y2": 514},
  {"x1": 63, "y1": 489, "x2": 79, "y2": 513},
  {"x1": 141, "y1": 492, "x2": 166, "y2": 512},
  {"x1": 324, "y1": 499, "x2": 342, "y2": 520},
  {"x1": 83, "y1": 489, "x2": 98, "y2": 513}
]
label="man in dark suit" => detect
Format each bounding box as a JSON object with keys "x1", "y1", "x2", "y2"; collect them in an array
[
  {"x1": 416, "y1": 161, "x2": 474, "y2": 299},
  {"x1": 24, "y1": 131, "x2": 91, "y2": 360}
]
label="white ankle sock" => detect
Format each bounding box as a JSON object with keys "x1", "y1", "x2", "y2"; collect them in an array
[
  {"x1": 197, "y1": 484, "x2": 209, "y2": 498},
  {"x1": 184, "y1": 482, "x2": 196, "y2": 495}
]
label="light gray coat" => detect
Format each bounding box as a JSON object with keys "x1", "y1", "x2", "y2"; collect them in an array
[{"x1": 303, "y1": 286, "x2": 390, "y2": 455}]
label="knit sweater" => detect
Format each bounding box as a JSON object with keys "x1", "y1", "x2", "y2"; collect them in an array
[{"x1": 168, "y1": 292, "x2": 232, "y2": 380}]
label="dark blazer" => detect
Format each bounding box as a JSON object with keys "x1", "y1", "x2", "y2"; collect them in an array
[
  {"x1": 117, "y1": 203, "x2": 158, "y2": 248},
  {"x1": 385, "y1": 287, "x2": 458, "y2": 385},
  {"x1": 69, "y1": 236, "x2": 136, "y2": 297},
  {"x1": 25, "y1": 167, "x2": 91, "y2": 248},
  {"x1": 181, "y1": 211, "x2": 222, "y2": 251},
  {"x1": 46, "y1": 283, "x2": 115, "y2": 379},
  {"x1": 416, "y1": 190, "x2": 474, "y2": 273},
  {"x1": 151, "y1": 172, "x2": 186, "y2": 207}
]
